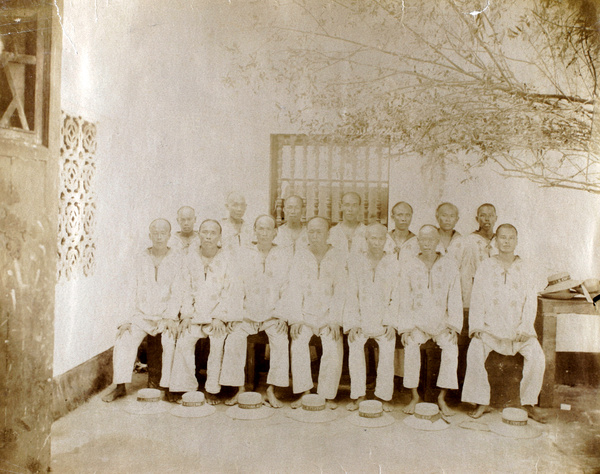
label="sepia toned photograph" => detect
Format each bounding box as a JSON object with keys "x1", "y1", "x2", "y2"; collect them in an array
[{"x1": 1, "y1": 0, "x2": 600, "y2": 472}]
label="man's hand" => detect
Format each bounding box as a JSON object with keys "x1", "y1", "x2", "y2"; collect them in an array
[
  {"x1": 325, "y1": 324, "x2": 341, "y2": 341},
  {"x1": 290, "y1": 323, "x2": 302, "y2": 340},
  {"x1": 446, "y1": 328, "x2": 458, "y2": 345},
  {"x1": 348, "y1": 327, "x2": 361, "y2": 344},
  {"x1": 228, "y1": 321, "x2": 242, "y2": 333},
  {"x1": 178, "y1": 318, "x2": 192, "y2": 337},
  {"x1": 116, "y1": 323, "x2": 132, "y2": 339},
  {"x1": 162, "y1": 319, "x2": 178, "y2": 339},
  {"x1": 274, "y1": 319, "x2": 288, "y2": 335},
  {"x1": 210, "y1": 319, "x2": 227, "y2": 338},
  {"x1": 400, "y1": 330, "x2": 412, "y2": 347},
  {"x1": 384, "y1": 326, "x2": 396, "y2": 341},
  {"x1": 515, "y1": 333, "x2": 533, "y2": 343}
]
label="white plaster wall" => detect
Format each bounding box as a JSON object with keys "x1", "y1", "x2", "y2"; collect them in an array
[{"x1": 54, "y1": 1, "x2": 600, "y2": 376}]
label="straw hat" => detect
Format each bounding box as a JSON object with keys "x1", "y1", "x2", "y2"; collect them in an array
[
  {"x1": 123, "y1": 388, "x2": 171, "y2": 415},
  {"x1": 490, "y1": 408, "x2": 541, "y2": 439},
  {"x1": 286, "y1": 394, "x2": 338, "y2": 423},
  {"x1": 170, "y1": 391, "x2": 216, "y2": 418},
  {"x1": 225, "y1": 392, "x2": 274, "y2": 420},
  {"x1": 539, "y1": 273, "x2": 581, "y2": 297},
  {"x1": 402, "y1": 403, "x2": 449, "y2": 431},
  {"x1": 347, "y1": 400, "x2": 395, "y2": 428}
]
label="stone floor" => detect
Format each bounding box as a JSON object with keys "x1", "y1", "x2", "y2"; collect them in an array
[{"x1": 51, "y1": 374, "x2": 600, "y2": 473}]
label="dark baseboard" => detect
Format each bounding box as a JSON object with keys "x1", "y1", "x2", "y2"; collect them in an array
[{"x1": 52, "y1": 347, "x2": 113, "y2": 421}]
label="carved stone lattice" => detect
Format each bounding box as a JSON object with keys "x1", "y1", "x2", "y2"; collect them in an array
[{"x1": 57, "y1": 113, "x2": 97, "y2": 280}]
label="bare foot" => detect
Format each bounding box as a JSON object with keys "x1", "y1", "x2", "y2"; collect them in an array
[
  {"x1": 438, "y1": 398, "x2": 456, "y2": 416},
  {"x1": 469, "y1": 405, "x2": 491, "y2": 419},
  {"x1": 524, "y1": 405, "x2": 548, "y2": 424},
  {"x1": 291, "y1": 391, "x2": 310, "y2": 409},
  {"x1": 402, "y1": 397, "x2": 420, "y2": 415},
  {"x1": 346, "y1": 396, "x2": 365, "y2": 411},
  {"x1": 205, "y1": 392, "x2": 221, "y2": 406},
  {"x1": 326, "y1": 400, "x2": 338, "y2": 410},
  {"x1": 225, "y1": 387, "x2": 245, "y2": 406},
  {"x1": 102, "y1": 385, "x2": 126, "y2": 403},
  {"x1": 265, "y1": 385, "x2": 283, "y2": 408},
  {"x1": 167, "y1": 391, "x2": 182, "y2": 404},
  {"x1": 381, "y1": 401, "x2": 393, "y2": 413}
]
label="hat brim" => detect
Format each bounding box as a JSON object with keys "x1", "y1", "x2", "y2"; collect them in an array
[
  {"x1": 490, "y1": 422, "x2": 541, "y2": 439},
  {"x1": 403, "y1": 415, "x2": 449, "y2": 431},
  {"x1": 226, "y1": 405, "x2": 274, "y2": 420},
  {"x1": 285, "y1": 408, "x2": 338, "y2": 423},
  {"x1": 540, "y1": 280, "x2": 581, "y2": 295},
  {"x1": 170, "y1": 404, "x2": 216, "y2": 418},
  {"x1": 348, "y1": 412, "x2": 395, "y2": 428},
  {"x1": 123, "y1": 401, "x2": 171, "y2": 415}
]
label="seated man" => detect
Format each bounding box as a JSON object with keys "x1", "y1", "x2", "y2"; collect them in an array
[
  {"x1": 170, "y1": 206, "x2": 200, "y2": 254},
  {"x1": 287, "y1": 216, "x2": 347, "y2": 409},
  {"x1": 221, "y1": 192, "x2": 254, "y2": 252},
  {"x1": 344, "y1": 223, "x2": 399, "y2": 412},
  {"x1": 103, "y1": 219, "x2": 182, "y2": 402},
  {"x1": 462, "y1": 224, "x2": 547, "y2": 422},
  {"x1": 273, "y1": 195, "x2": 308, "y2": 254},
  {"x1": 220, "y1": 215, "x2": 293, "y2": 408},
  {"x1": 169, "y1": 219, "x2": 236, "y2": 405},
  {"x1": 395, "y1": 225, "x2": 463, "y2": 416},
  {"x1": 389, "y1": 201, "x2": 419, "y2": 261}
]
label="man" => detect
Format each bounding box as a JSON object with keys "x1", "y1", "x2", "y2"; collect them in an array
[
  {"x1": 328, "y1": 192, "x2": 367, "y2": 254},
  {"x1": 435, "y1": 202, "x2": 470, "y2": 304},
  {"x1": 389, "y1": 201, "x2": 420, "y2": 261},
  {"x1": 461, "y1": 224, "x2": 547, "y2": 423},
  {"x1": 395, "y1": 225, "x2": 463, "y2": 416},
  {"x1": 170, "y1": 206, "x2": 200, "y2": 254},
  {"x1": 286, "y1": 216, "x2": 347, "y2": 409},
  {"x1": 102, "y1": 219, "x2": 182, "y2": 402},
  {"x1": 221, "y1": 192, "x2": 254, "y2": 252},
  {"x1": 344, "y1": 223, "x2": 399, "y2": 412},
  {"x1": 463, "y1": 203, "x2": 498, "y2": 307},
  {"x1": 273, "y1": 195, "x2": 308, "y2": 254},
  {"x1": 169, "y1": 219, "x2": 237, "y2": 405},
  {"x1": 220, "y1": 215, "x2": 293, "y2": 408}
]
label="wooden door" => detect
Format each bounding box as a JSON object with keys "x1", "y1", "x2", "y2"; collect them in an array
[{"x1": 0, "y1": 2, "x2": 62, "y2": 472}]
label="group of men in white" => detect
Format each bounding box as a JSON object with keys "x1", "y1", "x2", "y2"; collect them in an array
[{"x1": 102, "y1": 191, "x2": 547, "y2": 423}]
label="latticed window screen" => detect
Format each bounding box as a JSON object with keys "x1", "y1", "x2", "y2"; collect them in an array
[
  {"x1": 0, "y1": 8, "x2": 51, "y2": 145},
  {"x1": 57, "y1": 112, "x2": 98, "y2": 281},
  {"x1": 270, "y1": 134, "x2": 391, "y2": 226}
]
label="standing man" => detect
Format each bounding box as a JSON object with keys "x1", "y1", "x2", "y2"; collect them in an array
[
  {"x1": 286, "y1": 216, "x2": 347, "y2": 409},
  {"x1": 220, "y1": 215, "x2": 293, "y2": 408},
  {"x1": 435, "y1": 202, "x2": 470, "y2": 305},
  {"x1": 170, "y1": 206, "x2": 201, "y2": 255},
  {"x1": 395, "y1": 225, "x2": 463, "y2": 416},
  {"x1": 389, "y1": 201, "x2": 420, "y2": 261},
  {"x1": 344, "y1": 224, "x2": 399, "y2": 412},
  {"x1": 463, "y1": 203, "x2": 498, "y2": 307},
  {"x1": 273, "y1": 195, "x2": 308, "y2": 254},
  {"x1": 328, "y1": 192, "x2": 368, "y2": 254},
  {"x1": 221, "y1": 192, "x2": 254, "y2": 252},
  {"x1": 462, "y1": 224, "x2": 546, "y2": 423},
  {"x1": 102, "y1": 219, "x2": 182, "y2": 402},
  {"x1": 169, "y1": 219, "x2": 237, "y2": 405}
]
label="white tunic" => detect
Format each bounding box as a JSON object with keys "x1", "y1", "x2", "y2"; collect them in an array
[
  {"x1": 463, "y1": 232, "x2": 498, "y2": 307},
  {"x1": 329, "y1": 222, "x2": 396, "y2": 255},
  {"x1": 169, "y1": 231, "x2": 201, "y2": 255},
  {"x1": 220, "y1": 217, "x2": 254, "y2": 252},
  {"x1": 273, "y1": 223, "x2": 308, "y2": 254}
]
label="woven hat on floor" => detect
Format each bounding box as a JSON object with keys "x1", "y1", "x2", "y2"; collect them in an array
[
  {"x1": 225, "y1": 392, "x2": 274, "y2": 420},
  {"x1": 539, "y1": 272, "x2": 581, "y2": 297},
  {"x1": 490, "y1": 408, "x2": 541, "y2": 439},
  {"x1": 286, "y1": 394, "x2": 338, "y2": 423},
  {"x1": 402, "y1": 403, "x2": 449, "y2": 431},
  {"x1": 124, "y1": 388, "x2": 170, "y2": 415},
  {"x1": 347, "y1": 400, "x2": 395, "y2": 428},
  {"x1": 170, "y1": 391, "x2": 216, "y2": 418}
]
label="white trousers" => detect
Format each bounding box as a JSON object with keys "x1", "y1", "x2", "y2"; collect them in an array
[
  {"x1": 220, "y1": 320, "x2": 289, "y2": 388},
  {"x1": 169, "y1": 324, "x2": 226, "y2": 394},
  {"x1": 403, "y1": 329, "x2": 458, "y2": 390},
  {"x1": 348, "y1": 332, "x2": 395, "y2": 401},
  {"x1": 291, "y1": 325, "x2": 343, "y2": 399},
  {"x1": 112, "y1": 321, "x2": 175, "y2": 388},
  {"x1": 461, "y1": 333, "x2": 545, "y2": 406}
]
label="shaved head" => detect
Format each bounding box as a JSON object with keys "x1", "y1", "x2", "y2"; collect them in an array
[
  {"x1": 285, "y1": 195, "x2": 304, "y2": 208},
  {"x1": 307, "y1": 215, "x2": 330, "y2": 230},
  {"x1": 177, "y1": 206, "x2": 195, "y2": 218},
  {"x1": 150, "y1": 218, "x2": 171, "y2": 233},
  {"x1": 436, "y1": 202, "x2": 458, "y2": 217},
  {"x1": 366, "y1": 222, "x2": 388, "y2": 238},
  {"x1": 254, "y1": 214, "x2": 276, "y2": 230},
  {"x1": 419, "y1": 224, "x2": 439, "y2": 237}
]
